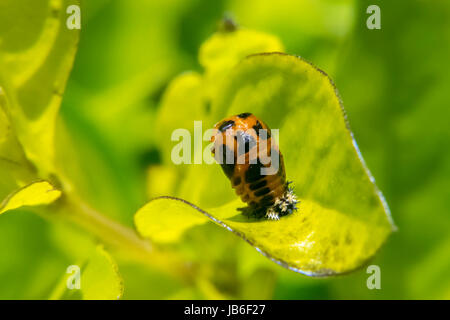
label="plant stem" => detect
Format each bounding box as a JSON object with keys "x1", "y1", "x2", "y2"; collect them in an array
[{"x1": 54, "y1": 193, "x2": 195, "y2": 283}]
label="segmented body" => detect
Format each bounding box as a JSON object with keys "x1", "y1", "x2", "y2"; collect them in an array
[{"x1": 211, "y1": 112, "x2": 297, "y2": 219}]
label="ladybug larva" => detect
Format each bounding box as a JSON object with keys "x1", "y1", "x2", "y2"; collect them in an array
[{"x1": 210, "y1": 112, "x2": 298, "y2": 220}]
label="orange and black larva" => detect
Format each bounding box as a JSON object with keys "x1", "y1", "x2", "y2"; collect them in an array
[{"x1": 211, "y1": 112, "x2": 298, "y2": 220}]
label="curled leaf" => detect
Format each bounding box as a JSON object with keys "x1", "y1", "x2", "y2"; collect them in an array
[
  {"x1": 136, "y1": 53, "x2": 394, "y2": 276},
  {"x1": 137, "y1": 196, "x2": 391, "y2": 276}
]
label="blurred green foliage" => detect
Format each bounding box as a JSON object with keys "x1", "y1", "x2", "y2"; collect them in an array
[{"x1": 0, "y1": 0, "x2": 449, "y2": 299}]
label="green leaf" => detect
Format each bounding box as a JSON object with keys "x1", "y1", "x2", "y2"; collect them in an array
[
  {"x1": 199, "y1": 28, "x2": 284, "y2": 86},
  {"x1": 0, "y1": 90, "x2": 37, "y2": 200},
  {"x1": 0, "y1": 1, "x2": 80, "y2": 215},
  {"x1": 82, "y1": 245, "x2": 124, "y2": 300},
  {"x1": 199, "y1": 28, "x2": 284, "y2": 112},
  {"x1": 0, "y1": 180, "x2": 61, "y2": 215},
  {"x1": 50, "y1": 245, "x2": 124, "y2": 300},
  {"x1": 136, "y1": 53, "x2": 394, "y2": 276},
  {"x1": 146, "y1": 165, "x2": 178, "y2": 199},
  {"x1": 0, "y1": 0, "x2": 80, "y2": 174},
  {"x1": 135, "y1": 196, "x2": 209, "y2": 244},
  {"x1": 155, "y1": 71, "x2": 207, "y2": 165}
]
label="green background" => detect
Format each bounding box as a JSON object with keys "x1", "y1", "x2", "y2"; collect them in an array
[{"x1": 1, "y1": 0, "x2": 449, "y2": 299}]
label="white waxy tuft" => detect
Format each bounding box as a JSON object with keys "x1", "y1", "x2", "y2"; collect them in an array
[
  {"x1": 265, "y1": 187, "x2": 299, "y2": 220},
  {"x1": 265, "y1": 208, "x2": 280, "y2": 220}
]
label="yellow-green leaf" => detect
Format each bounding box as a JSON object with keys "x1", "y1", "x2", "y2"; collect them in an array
[
  {"x1": 0, "y1": 0, "x2": 80, "y2": 174},
  {"x1": 199, "y1": 28, "x2": 284, "y2": 80},
  {"x1": 0, "y1": 89, "x2": 37, "y2": 200},
  {"x1": 200, "y1": 28, "x2": 284, "y2": 102},
  {"x1": 82, "y1": 245, "x2": 124, "y2": 300},
  {"x1": 0, "y1": 180, "x2": 61, "y2": 214},
  {"x1": 155, "y1": 72, "x2": 207, "y2": 165},
  {"x1": 135, "y1": 196, "x2": 209, "y2": 244},
  {"x1": 136, "y1": 53, "x2": 394, "y2": 276},
  {"x1": 49, "y1": 245, "x2": 124, "y2": 300},
  {"x1": 146, "y1": 165, "x2": 178, "y2": 199}
]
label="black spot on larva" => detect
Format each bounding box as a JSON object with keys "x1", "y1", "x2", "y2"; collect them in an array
[
  {"x1": 268, "y1": 147, "x2": 282, "y2": 176},
  {"x1": 249, "y1": 201, "x2": 258, "y2": 207},
  {"x1": 253, "y1": 121, "x2": 263, "y2": 134},
  {"x1": 218, "y1": 144, "x2": 234, "y2": 162},
  {"x1": 260, "y1": 195, "x2": 275, "y2": 206},
  {"x1": 218, "y1": 144, "x2": 235, "y2": 178},
  {"x1": 245, "y1": 160, "x2": 263, "y2": 183},
  {"x1": 249, "y1": 179, "x2": 267, "y2": 190},
  {"x1": 218, "y1": 120, "x2": 235, "y2": 132},
  {"x1": 254, "y1": 187, "x2": 270, "y2": 197},
  {"x1": 237, "y1": 112, "x2": 252, "y2": 119},
  {"x1": 232, "y1": 176, "x2": 241, "y2": 186},
  {"x1": 236, "y1": 131, "x2": 256, "y2": 156},
  {"x1": 253, "y1": 121, "x2": 271, "y2": 139},
  {"x1": 221, "y1": 163, "x2": 235, "y2": 179}
]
